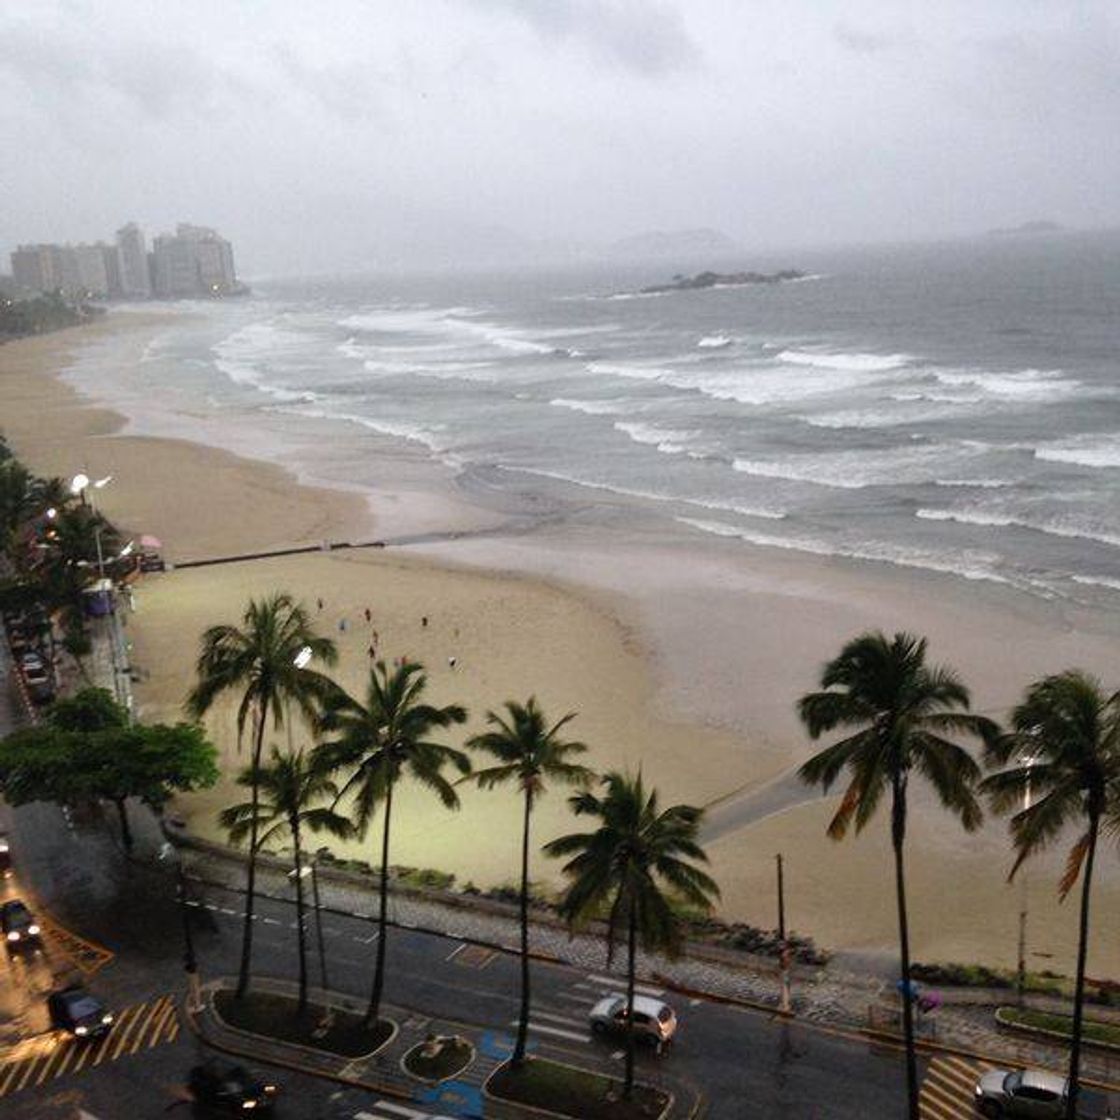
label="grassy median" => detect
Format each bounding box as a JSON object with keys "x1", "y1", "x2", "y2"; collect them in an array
[
  {"x1": 214, "y1": 990, "x2": 393, "y2": 1057},
  {"x1": 1000, "y1": 1006, "x2": 1120, "y2": 1048},
  {"x1": 488, "y1": 1057, "x2": 669, "y2": 1120}
]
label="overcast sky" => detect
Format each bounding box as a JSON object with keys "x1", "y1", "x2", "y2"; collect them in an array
[{"x1": 2, "y1": 1, "x2": 1118, "y2": 272}]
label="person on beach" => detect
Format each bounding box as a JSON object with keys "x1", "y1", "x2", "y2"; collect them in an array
[
  {"x1": 364, "y1": 607, "x2": 371, "y2": 622},
  {"x1": 317, "y1": 597, "x2": 323, "y2": 611},
  {"x1": 422, "y1": 615, "x2": 428, "y2": 628},
  {"x1": 448, "y1": 655, "x2": 457, "y2": 669},
  {"x1": 339, "y1": 618, "x2": 348, "y2": 632}
]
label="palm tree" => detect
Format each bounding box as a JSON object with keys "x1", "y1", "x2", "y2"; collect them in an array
[
  {"x1": 317, "y1": 659, "x2": 468, "y2": 1025},
  {"x1": 186, "y1": 592, "x2": 338, "y2": 999},
  {"x1": 544, "y1": 771, "x2": 719, "y2": 1099},
  {"x1": 796, "y1": 631, "x2": 994, "y2": 1120},
  {"x1": 464, "y1": 698, "x2": 592, "y2": 1066},
  {"x1": 981, "y1": 671, "x2": 1120, "y2": 1120},
  {"x1": 221, "y1": 745, "x2": 355, "y2": 1015}
]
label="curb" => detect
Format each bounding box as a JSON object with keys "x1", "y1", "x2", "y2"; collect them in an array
[{"x1": 994, "y1": 1007, "x2": 1120, "y2": 1056}]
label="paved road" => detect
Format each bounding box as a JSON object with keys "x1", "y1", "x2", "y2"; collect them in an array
[{"x1": 0, "y1": 635, "x2": 946, "y2": 1119}]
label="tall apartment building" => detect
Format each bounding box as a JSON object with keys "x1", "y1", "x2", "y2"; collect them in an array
[
  {"x1": 115, "y1": 222, "x2": 151, "y2": 298},
  {"x1": 10, "y1": 243, "x2": 112, "y2": 296},
  {"x1": 11, "y1": 221, "x2": 239, "y2": 299},
  {"x1": 151, "y1": 224, "x2": 237, "y2": 297},
  {"x1": 11, "y1": 245, "x2": 62, "y2": 292}
]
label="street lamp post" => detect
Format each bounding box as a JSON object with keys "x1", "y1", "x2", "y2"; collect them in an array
[
  {"x1": 1017, "y1": 752, "x2": 1036, "y2": 1007},
  {"x1": 161, "y1": 843, "x2": 202, "y2": 1013}
]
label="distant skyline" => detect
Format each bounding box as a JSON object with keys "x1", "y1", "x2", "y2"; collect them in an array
[{"x1": 3, "y1": 1, "x2": 1118, "y2": 274}]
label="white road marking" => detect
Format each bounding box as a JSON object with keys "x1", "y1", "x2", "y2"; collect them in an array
[
  {"x1": 585, "y1": 973, "x2": 665, "y2": 997},
  {"x1": 530, "y1": 1008, "x2": 586, "y2": 1027},
  {"x1": 519, "y1": 1020, "x2": 591, "y2": 1043}
]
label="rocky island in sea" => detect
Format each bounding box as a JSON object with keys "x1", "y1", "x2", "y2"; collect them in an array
[{"x1": 641, "y1": 268, "x2": 805, "y2": 293}]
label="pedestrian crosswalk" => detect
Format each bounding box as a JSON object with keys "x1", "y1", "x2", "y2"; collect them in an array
[
  {"x1": 354, "y1": 1102, "x2": 457, "y2": 1120},
  {"x1": 920, "y1": 1055, "x2": 993, "y2": 1119},
  {"x1": 0, "y1": 992, "x2": 179, "y2": 1099},
  {"x1": 513, "y1": 972, "x2": 670, "y2": 1048}
]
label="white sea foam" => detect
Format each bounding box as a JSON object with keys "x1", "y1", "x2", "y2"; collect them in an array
[
  {"x1": 933, "y1": 478, "x2": 1018, "y2": 489},
  {"x1": 508, "y1": 466, "x2": 785, "y2": 520},
  {"x1": 732, "y1": 443, "x2": 971, "y2": 490},
  {"x1": 1072, "y1": 575, "x2": 1120, "y2": 594},
  {"x1": 282, "y1": 404, "x2": 452, "y2": 460},
  {"x1": 549, "y1": 397, "x2": 631, "y2": 416},
  {"x1": 917, "y1": 507, "x2": 1120, "y2": 549},
  {"x1": 586, "y1": 358, "x2": 895, "y2": 407},
  {"x1": 675, "y1": 517, "x2": 1019, "y2": 587},
  {"x1": 933, "y1": 367, "x2": 1078, "y2": 400},
  {"x1": 613, "y1": 421, "x2": 700, "y2": 456},
  {"x1": 698, "y1": 335, "x2": 733, "y2": 349},
  {"x1": 776, "y1": 349, "x2": 913, "y2": 372},
  {"x1": 890, "y1": 391, "x2": 984, "y2": 405},
  {"x1": 1033, "y1": 435, "x2": 1120, "y2": 469},
  {"x1": 212, "y1": 321, "x2": 326, "y2": 404}
]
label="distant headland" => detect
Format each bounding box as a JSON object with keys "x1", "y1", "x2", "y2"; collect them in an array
[
  {"x1": 986, "y1": 220, "x2": 1064, "y2": 237},
  {"x1": 641, "y1": 269, "x2": 806, "y2": 294}
]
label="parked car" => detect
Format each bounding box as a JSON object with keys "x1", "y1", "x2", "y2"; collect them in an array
[
  {"x1": 589, "y1": 994, "x2": 678, "y2": 1047},
  {"x1": 188, "y1": 1059, "x2": 277, "y2": 1114},
  {"x1": 1, "y1": 899, "x2": 41, "y2": 950},
  {"x1": 47, "y1": 986, "x2": 114, "y2": 1039},
  {"x1": 975, "y1": 1068, "x2": 1115, "y2": 1118},
  {"x1": 18, "y1": 652, "x2": 54, "y2": 703},
  {"x1": 0, "y1": 833, "x2": 10, "y2": 878}
]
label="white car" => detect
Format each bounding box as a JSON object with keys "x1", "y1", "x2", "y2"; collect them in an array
[
  {"x1": 975, "y1": 1068, "x2": 1114, "y2": 1119},
  {"x1": 589, "y1": 994, "x2": 677, "y2": 1046}
]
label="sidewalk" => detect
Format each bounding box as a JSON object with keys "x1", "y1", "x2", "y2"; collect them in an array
[
  {"x1": 191, "y1": 976, "x2": 702, "y2": 1119},
  {"x1": 173, "y1": 836, "x2": 1120, "y2": 1088}
]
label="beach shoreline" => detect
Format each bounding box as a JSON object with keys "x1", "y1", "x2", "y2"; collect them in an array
[{"x1": 3, "y1": 311, "x2": 1119, "y2": 976}]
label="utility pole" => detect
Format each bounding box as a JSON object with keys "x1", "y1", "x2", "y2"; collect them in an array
[
  {"x1": 311, "y1": 854, "x2": 329, "y2": 992},
  {"x1": 173, "y1": 846, "x2": 202, "y2": 1016},
  {"x1": 777, "y1": 853, "x2": 791, "y2": 1013}
]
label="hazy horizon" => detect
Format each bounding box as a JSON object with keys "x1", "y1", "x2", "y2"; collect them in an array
[{"x1": 4, "y1": 2, "x2": 1118, "y2": 274}]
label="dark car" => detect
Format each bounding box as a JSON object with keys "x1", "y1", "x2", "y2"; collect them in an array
[
  {"x1": 47, "y1": 986, "x2": 114, "y2": 1039},
  {"x1": 189, "y1": 1059, "x2": 277, "y2": 1113},
  {"x1": 1, "y1": 899, "x2": 41, "y2": 950}
]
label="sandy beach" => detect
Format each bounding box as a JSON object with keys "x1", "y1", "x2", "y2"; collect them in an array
[{"x1": 3, "y1": 311, "x2": 1119, "y2": 977}]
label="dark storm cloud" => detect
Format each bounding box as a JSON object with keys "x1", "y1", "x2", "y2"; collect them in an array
[
  {"x1": 0, "y1": 21, "x2": 249, "y2": 120},
  {"x1": 2, "y1": 2, "x2": 1119, "y2": 272}
]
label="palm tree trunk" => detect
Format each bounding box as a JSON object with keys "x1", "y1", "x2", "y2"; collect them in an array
[
  {"x1": 366, "y1": 778, "x2": 394, "y2": 1027},
  {"x1": 891, "y1": 773, "x2": 919, "y2": 1120},
  {"x1": 512, "y1": 787, "x2": 533, "y2": 1066},
  {"x1": 623, "y1": 897, "x2": 637, "y2": 1100},
  {"x1": 113, "y1": 797, "x2": 133, "y2": 852},
  {"x1": 236, "y1": 700, "x2": 268, "y2": 1001},
  {"x1": 1065, "y1": 815, "x2": 1099, "y2": 1120},
  {"x1": 292, "y1": 814, "x2": 309, "y2": 1018}
]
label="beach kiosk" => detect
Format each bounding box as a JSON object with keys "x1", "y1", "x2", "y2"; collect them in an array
[{"x1": 82, "y1": 577, "x2": 115, "y2": 617}]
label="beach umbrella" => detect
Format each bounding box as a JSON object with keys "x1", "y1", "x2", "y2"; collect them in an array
[{"x1": 139, "y1": 534, "x2": 162, "y2": 549}]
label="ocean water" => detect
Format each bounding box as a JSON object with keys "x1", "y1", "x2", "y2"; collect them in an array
[{"x1": 69, "y1": 233, "x2": 1120, "y2": 604}]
